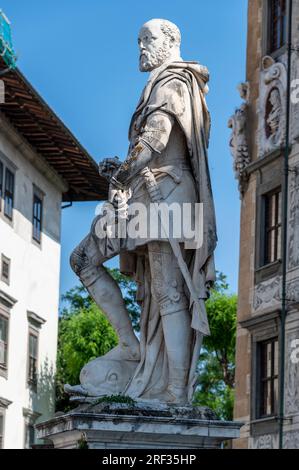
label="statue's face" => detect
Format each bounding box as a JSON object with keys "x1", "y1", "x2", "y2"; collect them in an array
[{"x1": 138, "y1": 22, "x2": 171, "y2": 72}]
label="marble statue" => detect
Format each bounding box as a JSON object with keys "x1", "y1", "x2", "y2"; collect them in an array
[{"x1": 66, "y1": 19, "x2": 217, "y2": 405}]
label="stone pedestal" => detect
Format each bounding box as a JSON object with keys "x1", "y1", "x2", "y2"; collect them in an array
[{"x1": 36, "y1": 401, "x2": 242, "y2": 449}]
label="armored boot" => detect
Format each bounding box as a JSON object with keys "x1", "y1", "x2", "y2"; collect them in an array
[
  {"x1": 165, "y1": 365, "x2": 189, "y2": 404},
  {"x1": 161, "y1": 308, "x2": 191, "y2": 405}
]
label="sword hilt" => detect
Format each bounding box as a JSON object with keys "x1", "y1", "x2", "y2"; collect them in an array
[{"x1": 141, "y1": 167, "x2": 163, "y2": 203}]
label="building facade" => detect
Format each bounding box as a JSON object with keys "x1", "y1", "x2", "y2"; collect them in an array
[
  {"x1": 0, "y1": 58, "x2": 107, "y2": 449},
  {"x1": 231, "y1": 0, "x2": 299, "y2": 449}
]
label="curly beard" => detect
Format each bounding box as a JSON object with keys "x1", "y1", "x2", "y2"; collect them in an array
[{"x1": 139, "y1": 45, "x2": 170, "y2": 72}]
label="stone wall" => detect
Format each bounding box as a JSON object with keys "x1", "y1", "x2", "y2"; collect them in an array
[{"x1": 233, "y1": 0, "x2": 299, "y2": 449}]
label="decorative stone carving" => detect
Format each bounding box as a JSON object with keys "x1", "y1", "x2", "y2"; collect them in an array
[
  {"x1": 228, "y1": 82, "x2": 250, "y2": 195},
  {"x1": 288, "y1": 166, "x2": 299, "y2": 269},
  {"x1": 257, "y1": 56, "x2": 287, "y2": 158},
  {"x1": 284, "y1": 431, "x2": 299, "y2": 449},
  {"x1": 285, "y1": 330, "x2": 299, "y2": 415},
  {"x1": 253, "y1": 276, "x2": 281, "y2": 311},
  {"x1": 253, "y1": 276, "x2": 299, "y2": 312},
  {"x1": 266, "y1": 89, "x2": 282, "y2": 140},
  {"x1": 252, "y1": 433, "x2": 278, "y2": 449},
  {"x1": 290, "y1": 35, "x2": 299, "y2": 143},
  {"x1": 286, "y1": 278, "x2": 299, "y2": 303}
]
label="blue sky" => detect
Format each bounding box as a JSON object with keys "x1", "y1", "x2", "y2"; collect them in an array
[{"x1": 1, "y1": 0, "x2": 248, "y2": 298}]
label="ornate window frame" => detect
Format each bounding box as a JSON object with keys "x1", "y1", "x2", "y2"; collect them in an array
[
  {"x1": 23, "y1": 408, "x2": 41, "y2": 449},
  {"x1": 262, "y1": 0, "x2": 289, "y2": 59},
  {"x1": 26, "y1": 311, "x2": 46, "y2": 390},
  {"x1": 0, "y1": 397, "x2": 12, "y2": 449},
  {"x1": 257, "y1": 56, "x2": 287, "y2": 160},
  {"x1": 0, "y1": 290, "x2": 17, "y2": 379},
  {"x1": 254, "y1": 153, "x2": 283, "y2": 284},
  {"x1": 240, "y1": 310, "x2": 280, "y2": 438},
  {"x1": 0, "y1": 152, "x2": 17, "y2": 228}
]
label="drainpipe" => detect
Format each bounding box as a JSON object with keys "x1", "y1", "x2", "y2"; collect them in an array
[
  {"x1": 278, "y1": 0, "x2": 293, "y2": 450},
  {"x1": 61, "y1": 201, "x2": 73, "y2": 210}
]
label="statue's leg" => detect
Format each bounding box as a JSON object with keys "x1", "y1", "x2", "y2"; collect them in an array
[
  {"x1": 148, "y1": 241, "x2": 192, "y2": 404},
  {"x1": 70, "y1": 233, "x2": 140, "y2": 361}
]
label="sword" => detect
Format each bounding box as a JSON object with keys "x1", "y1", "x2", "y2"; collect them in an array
[{"x1": 140, "y1": 167, "x2": 210, "y2": 336}]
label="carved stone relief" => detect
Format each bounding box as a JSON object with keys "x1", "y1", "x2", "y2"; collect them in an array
[
  {"x1": 284, "y1": 431, "x2": 299, "y2": 449},
  {"x1": 285, "y1": 329, "x2": 299, "y2": 416},
  {"x1": 253, "y1": 276, "x2": 281, "y2": 311},
  {"x1": 265, "y1": 88, "x2": 282, "y2": 142},
  {"x1": 228, "y1": 82, "x2": 250, "y2": 195},
  {"x1": 257, "y1": 56, "x2": 287, "y2": 158},
  {"x1": 288, "y1": 166, "x2": 299, "y2": 270},
  {"x1": 252, "y1": 433, "x2": 278, "y2": 449},
  {"x1": 290, "y1": 26, "x2": 299, "y2": 143},
  {"x1": 286, "y1": 278, "x2": 299, "y2": 303},
  {"x1": 254, "y1": 276, "x2": 299, "y2": 312}
]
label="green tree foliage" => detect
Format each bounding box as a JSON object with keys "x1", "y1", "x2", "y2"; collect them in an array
[
  {"x1": 193, "y1": 273, "x2": 237, "y2": 420},
  {"x1": 57, "y1": 302, "x2": 118, "y2": 385},
  {"x1": 56, "y1": 268, "x2": 140, "y2": 411},
  {"x1": 60, "y1": 285, "x2": 91, "y2": 312},
  {"x1": 108, "y1": 268, "x2": 141, "y2": 332},
  {"x1": 56, "y1": 301, "x2": 118, "y2": 411}
]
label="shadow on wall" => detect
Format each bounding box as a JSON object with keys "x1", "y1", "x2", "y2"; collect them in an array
[
  {"x1": 0, "y1": 149, "x2": 62, "y2": 246},
  {"x1": 29, "y1": 357, "x2": 56, "y2": 424}
]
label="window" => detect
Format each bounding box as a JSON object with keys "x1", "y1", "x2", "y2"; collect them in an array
[
  {"x1": 0, "y1": 398, "x2": 12, "y2": 449},
  {"x1": 28, "y1": 330, "x2": 38, "y2": 386},
  {"x1": 4, "y1": 168, "x2": 14, "y2": 220},
  {"x1": 27, "y1": 312, "x2": 45, "y2": 388},
  {"x1": 0, "y1": 314, "x2": 8, "y2": 371},
  {"x1": 32, "y1": 194, "x2": 43, "y2": 243},
  {"x1": 0, "y1": 160, "x2": 3, "y2": 211},
  {"x1": 0, "y1": 411, "x2": 3, "y2": 449},
  {"x1": 258, "y1": 338, "x2": 279, "y2": 418},
  {"x1": 268, "y1": 0, "x2": 287, "y2": 53},
  {"x1": 24, "y1": 423, "x2": 35, "y2": 449},
  {"x1": 1, "y1": 255, "x2": 10, "y2": 285},
  {"x1": 263, "y1": 189, "x2": 282, "y2": 266},
  {"x1": 23, "y1": 408, "x2": 40, "y2": 449}
]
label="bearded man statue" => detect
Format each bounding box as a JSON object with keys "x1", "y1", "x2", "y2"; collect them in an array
[{"x1": 66, "y1": 18, "x2": 217, "y2": 406}]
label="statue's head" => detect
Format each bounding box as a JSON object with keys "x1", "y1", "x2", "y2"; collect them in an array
[{"x1": 138, "y1": 19, "x2": 181, "y2": 72}]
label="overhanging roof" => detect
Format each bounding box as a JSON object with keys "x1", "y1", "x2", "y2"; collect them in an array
[{"x1": 0, "y1": 57, "x2": 108, "y2": 201}]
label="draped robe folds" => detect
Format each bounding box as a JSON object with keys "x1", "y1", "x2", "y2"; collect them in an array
[{"x1": 119, "y1": 61, "x2": 218, "y2": 402}]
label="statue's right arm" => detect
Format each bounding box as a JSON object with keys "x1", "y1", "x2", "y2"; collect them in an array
[{"x1": 111, "y1": 111, "x2": 174, "y2": 189}]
